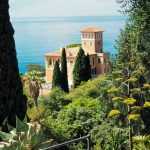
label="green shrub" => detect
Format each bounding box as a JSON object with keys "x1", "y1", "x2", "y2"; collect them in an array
[
  {"x1": 66, "y1": 75, "x2": 107, "y2": 100},
  {"x1": 91, "y1": 122, "x2": 129, "y2": 150},
  {"x1": 44, "y1": 97, "x2": 102, "y2": 140},
  {"x1": 27, "y1": 105, "x2": 45, "y2": 121},
  {"x1": 42, "y1": 88, "x2": 70, "y2": 117},
  {"x1": 66, "y1": 43, "x2": 81, "y2": 48}
]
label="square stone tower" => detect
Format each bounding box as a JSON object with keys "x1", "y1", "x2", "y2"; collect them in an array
[
  {"x1": 45, "y1": 26, "x2": 110, "y2": 86},
  {"x1": 81, "y1": 27, "x2": 104, "y2": 54}
]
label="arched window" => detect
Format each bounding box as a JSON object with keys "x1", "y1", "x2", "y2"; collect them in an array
[{"x1": 70, "y1": 60, "x2": 73, "y2": 64}]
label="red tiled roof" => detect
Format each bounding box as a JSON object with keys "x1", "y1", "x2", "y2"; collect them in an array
[
  {"x1": 45, "y1": 51, "x2": 76, "y2": 59},
  {"x1": 81, "y1": 27, "x2": 104, "y2": 33},
  {"x1": 45, "y1": 52, "x2": 60, "y2": 57}
]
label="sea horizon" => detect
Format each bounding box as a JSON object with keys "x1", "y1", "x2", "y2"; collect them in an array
[
  {"x1": 11, "y1": 15, "x2": 126, "y2": 73},
  {"x1": 11, "y1": 15, "x2": 127, "y2": 22}
]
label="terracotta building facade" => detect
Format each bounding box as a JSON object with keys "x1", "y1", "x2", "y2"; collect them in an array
[{"x1": 45, "y1": 27, "x2": 110, "y2": 86}]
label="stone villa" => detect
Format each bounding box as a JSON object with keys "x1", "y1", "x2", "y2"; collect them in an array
[{"x1": 45, "y1": 27, "x2": 110, "y2": 86}]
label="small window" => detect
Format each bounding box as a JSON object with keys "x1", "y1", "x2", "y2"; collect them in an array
[
  {"x1": 90, "y1": 33, "x2": 92, "y2": 38},
  {"x1": 100, "y1": 33, "x2": 102, "y2": 39},
  {"x1": 90, "y1": 33, "x2": 93, "y2": 38},
  {"x1": 96, "y1": 33, "x2": 98, "y2": 38},
  {"x1": 95, "y1": 33, "x2": 97, "y2": 39},
  {"x1": 98, "y1": 58, "x2": 101, "y2": 63},
  {"x1": 92, "y1": 33, "x2": 94, "y2": 38},
  {"x1": 85, "y1": 33, "x2": 87, "y2": 38},
  {"x1": 83, "y1": 34, "x2": 85, "y2": 38},
  {"x1": 90, "y1": 42, "x2": 92, "y2": 46},
  {"x1": 89, "y1": 33, "x2": 91, "y2": 38}
]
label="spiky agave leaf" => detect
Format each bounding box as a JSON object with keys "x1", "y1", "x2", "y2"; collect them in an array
[
  {"x1": 123, "y1": 98, "x2": 136, "y2": 105},
  {"x1": 108, "y1": 109, "x2": 121, "y2": 117},
  {"x1": 128, "y1": 114, "x2": 140, "y2": 121},
  {"x1": 16, "y1": 117, "x2": 29, "y2": 133}
]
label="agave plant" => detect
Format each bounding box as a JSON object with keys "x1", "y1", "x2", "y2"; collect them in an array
[
  {"x1": 133, "y1": 135, "x2": 150, "y2": 150},
  {"x1": 0, "y1": 118, "x2": 53, "y2": 150}
]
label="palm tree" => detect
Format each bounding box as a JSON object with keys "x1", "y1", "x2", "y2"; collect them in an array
[
  {"x1": 26, "y1": 71, "x2": 45, "y2": 107},
  {"x1": 0, "y1": 0, "x2": 27, "y2": 128}
]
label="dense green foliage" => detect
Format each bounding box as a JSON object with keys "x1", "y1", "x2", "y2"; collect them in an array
[
  {"x1": 27, "y1": 64, "x2": 45, "y2": 75},
  {"x1": 0, "y1": 0, "x2": 27, "y2": 128},
  {"x1": 1, "y1": 0, "x2": 150, "y2": 149},
  {"x1": 66, "y1": 43, "x2": 81, "y2": 48},
  {"x1": 73, "y1": 48, "x2": 91, "y2": 88},
  {"x1": 61, "y1": 48, "x2": 69, "y2": 92},
  {"x1": 34, "y1": 76, "x2": 129, "y2": 149},
  {"x1": 52, "y1": 61, "x2": 62, "y2": 89},
  {"x1": 73, "y1": 47, "x2": 85, "y2": 87}
]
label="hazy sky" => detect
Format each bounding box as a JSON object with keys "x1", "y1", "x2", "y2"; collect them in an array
[{"x1": 10, "y1": 0, "x2": 121, "y2": 18}]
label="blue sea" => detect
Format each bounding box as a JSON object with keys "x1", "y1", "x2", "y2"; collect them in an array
[{"x1": 12, "y1": 16, "x2": 126, "y2": 73}]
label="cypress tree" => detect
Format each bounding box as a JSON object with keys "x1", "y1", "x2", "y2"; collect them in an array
[
  {"x1": 73, "y1": 47, "x2": 86, "y2": 88},
  {"x1": 84, "y1": 54, "x2": 91, "y2": 81},
  {"x1": 52, "y1": 61, "x2": 62, "y2": 89},
  {"x1": 61, "y1": 48, "x2": 69, "y2": 92},
  {"x1": 0, "y1": 0, "x2": 27, "y2": 127}
]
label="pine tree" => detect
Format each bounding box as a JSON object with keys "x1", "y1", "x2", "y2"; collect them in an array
[
  {"x1": 133, "y1": 0, "x2": 150, "y2": 135},
  {"x1": 0, "y1": 0, "x2": 27, "y2": 127},
  {"x1": 117, "y1": 0, "x2": 150, "y2": 135},
  {"x1": 52, "y1": 61, "x2": 62, "y2": 89},
  {"x1": 61, "y1": 48, "x2": 69, "y2": 92},
  {"x1": 137, "y1": 2, "x2": 150, "y2": 80},
  {"x1": 73, "y1": 47, "x2": 86, "y2": 88},
  {"x1": 108, "y1": 1, "x2": 150, "y2": 149}
]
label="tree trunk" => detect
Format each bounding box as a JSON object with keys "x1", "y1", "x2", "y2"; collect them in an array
[{"x1": 0, "y1": 0, "x2": 27, "y2": 127}]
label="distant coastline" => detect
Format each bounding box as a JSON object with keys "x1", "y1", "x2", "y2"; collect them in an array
[{"x1": 12, "y1": 15, "x2": 127, "y2": 23}]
